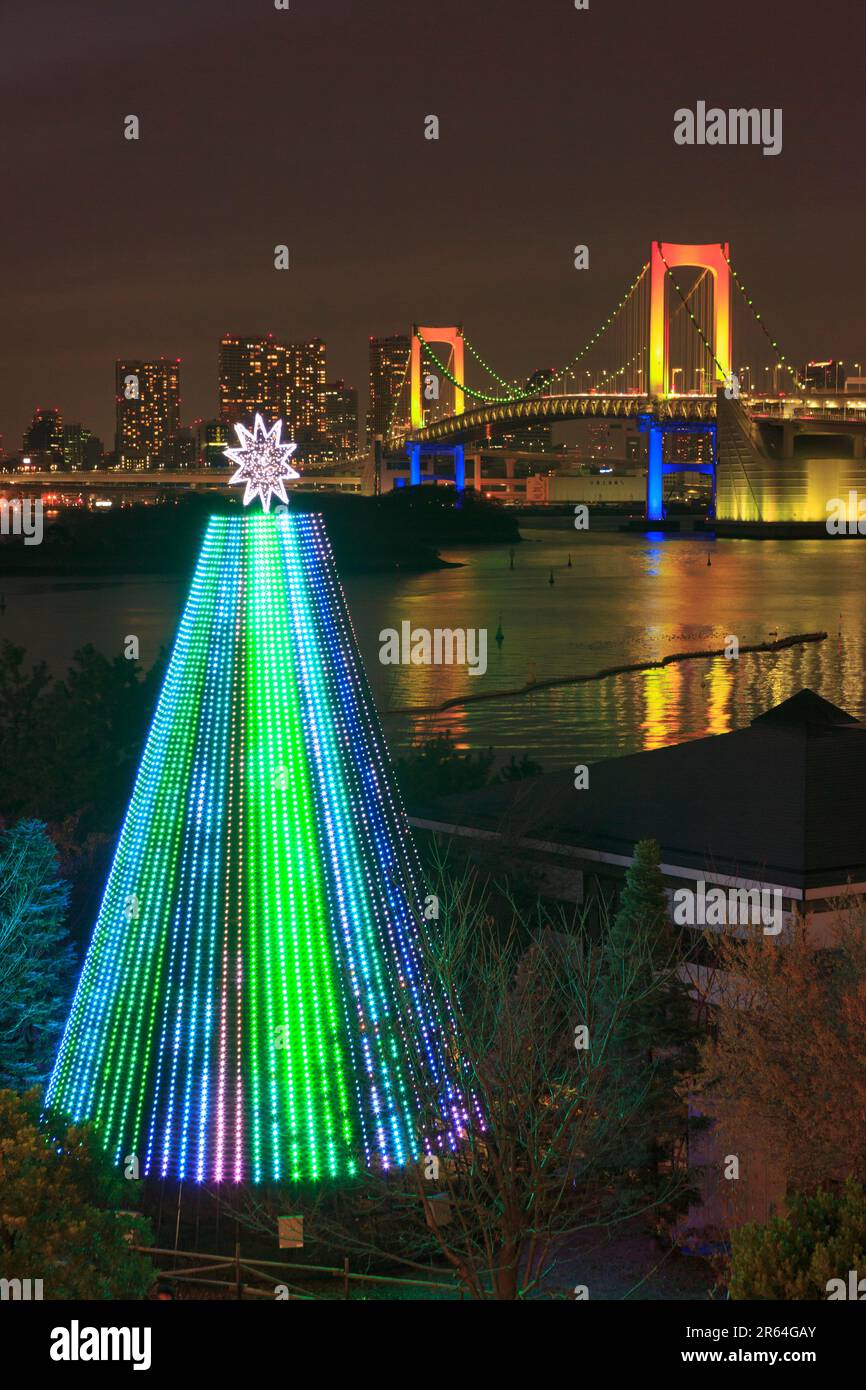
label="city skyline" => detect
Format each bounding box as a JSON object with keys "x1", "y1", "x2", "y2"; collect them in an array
[
  {"x1": 3, "y1": 0, "x2": 864, "y2": 453},
  {"x1": 10, "y1": 325, "x2": 865, "y2": 470},
  {"x1": 4, "y1": 0, "x2": 866, "y2": 1330}
]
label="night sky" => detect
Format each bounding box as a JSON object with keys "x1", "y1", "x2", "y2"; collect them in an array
[{"x1": 2, "y1": 0, "x2": 864, "y2": 451}]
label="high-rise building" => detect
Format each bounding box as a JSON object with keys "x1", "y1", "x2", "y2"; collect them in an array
[
  {"x1": 368, "y1": 335, "x2": 411, "y2": 448},
  {"x1": 219, "y1": 334, "x2": 287, "y2": 429},
  {"x1": 195, "y1": 417, "x2": 231, "y2": 467},
  {"x1": 23, "y1": 407, "x2": 64, "y2": 467},
  {"x1": 665, "y1": 430, "x2": 714, "y2": 465},
  {"x1": 158, "y1": 426, "x2": 197, "y2": 469},
  {"x1": 494, "y1": 368, "x2": 555, "y2": 452},
  {"x1": 287, "y1": 339, "x2": 327, "y2": 450},
  {"x1": 62, "y1": 423, "x2": 104, "y2": 470},
  {"x1": 220, "y1": 335, "x2": 327, "y2": 457},
  {"x1": 115, "y1": 359, "x2": 181, "y2": 468},
  {"x1": 323, "y1": 379, "x2": 358, "y2": 459}
]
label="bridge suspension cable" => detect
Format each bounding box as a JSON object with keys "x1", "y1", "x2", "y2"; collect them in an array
[
  {"x1": 416, "y1": 261, "x2": 650, "y2": 407},
  {"x1": 384, "y1": 346, "x2": 412, "y2": 436},
  {"x1": 400, "y1": 246, "x2": 806, "y2": 440},
  {"x1": 461, "y1": 335, "x2": 524, "y2": 398},
  {"x1": 724, "y1": 251, "x2": 803, "y2": 391},
  {"x1": 656, "y1": 244, "x2": 763, "y2": 518}
]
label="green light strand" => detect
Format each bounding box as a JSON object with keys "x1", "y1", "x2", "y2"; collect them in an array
[
  {"x1": 723, "y1": 252, "x2": 804, "y2": 391},
  {"x1": 384, "y1": 349, "x2": 412, "y2": 436},
  {"x1": 416, "y1": 262, "x2": 650, "y2": 408}
]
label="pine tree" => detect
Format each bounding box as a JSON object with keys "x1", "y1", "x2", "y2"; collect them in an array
[
  {"x1": 601, "y1": 839, "x2": 698, "y2": 1210},
  {"x1": 608, "y1": 838, "x2": 670, "y2": 966},
  {"x1": 0, "y1": 820, "x2": 74, "y2": 1089}
]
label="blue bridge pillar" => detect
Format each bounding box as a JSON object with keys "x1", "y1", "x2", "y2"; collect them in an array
[
  {"x1": 409, "y1": 442, "x2": 421, "y2": 487},
  {"x1": 453, "y1": 443, "x2": 465, "y2": 491},
  {"x1": 638, "y1": 414, "x2": 717, "y2": 522},
  {"x1": 646, "y1": 423, "x2": 665, "y2": 522},
  {"x1": 405, "y1": 441, "x2": 465, "y2": 492}
]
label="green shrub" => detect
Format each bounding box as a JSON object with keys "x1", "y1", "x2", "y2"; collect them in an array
[
  {"x1": 0, "y1": 1087, "x2": 153, "y2": 1299},
  {"x1": 729, "y1": 1182, "x2": 866, "y2": 1300}
]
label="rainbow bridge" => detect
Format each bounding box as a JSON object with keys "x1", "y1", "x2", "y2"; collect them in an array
[{"x1": 388, "y1": 243, "x2": 866, "y2": 525}]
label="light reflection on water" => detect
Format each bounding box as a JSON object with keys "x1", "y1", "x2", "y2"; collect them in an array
[{"x1": 2, "y1": 527, "x2": 865, "y2": 772}]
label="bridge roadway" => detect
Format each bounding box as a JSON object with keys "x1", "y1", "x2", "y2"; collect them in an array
[
  {"x1": 397, "y1": 391, "x2": 866, "y2": 448},
  {"x1": 0, "y1": 469, "x2": 363, "y2": 492},
  {"x1": 399, "y1": 392, "x2": 715, "y2": 446}
]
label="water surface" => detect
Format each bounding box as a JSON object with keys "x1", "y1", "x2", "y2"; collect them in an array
[{"x1": 3, "y1": 526, "x2": 864, "y2": 771}]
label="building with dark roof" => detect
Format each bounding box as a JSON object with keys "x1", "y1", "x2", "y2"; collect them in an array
[
  {"x1": 411, "y1": 689, "x2": 866, "y2": 935},
  {"x1": 412, "y1": 689, "x2": 866, "y2": 1234}
]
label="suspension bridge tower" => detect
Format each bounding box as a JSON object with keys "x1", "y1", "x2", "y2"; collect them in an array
[
  {"x1": 649, "y1": 242, "x2": 732, "y2": 396},
  {"x1": 408, "y1": 324, "x2": 466, "y2": 487},
  {"x1": 642, "y1": 242, "x2": 732, "y2": 521}
]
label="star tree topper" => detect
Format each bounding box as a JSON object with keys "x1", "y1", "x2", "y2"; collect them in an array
[{"x1": 224, "y1": 414, "x2": 300, "y2": 512}]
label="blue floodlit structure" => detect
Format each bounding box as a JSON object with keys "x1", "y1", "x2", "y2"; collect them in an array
[{"x1": 638, "y1": 414, "x2": 717, "y2": 522}]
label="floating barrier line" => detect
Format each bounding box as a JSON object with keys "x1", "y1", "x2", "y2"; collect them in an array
[{"x1": 382, "y1": 631, "x2": 828, "y2": 717}]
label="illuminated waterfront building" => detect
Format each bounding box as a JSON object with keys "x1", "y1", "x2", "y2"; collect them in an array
[
  {"x1": 368, "y1": 335, "x2": 411, "y2": 446},
  {"x1": 221, "y1": 335, "x2": 327, "y2": 457},
  {"x1": 287, "y1": 338, "x2": 327, "y2": 450},
  {"x1": 62, "y1": 422, "x2": 104, "y2": 470},
  {"x1": 115, "y1": 359, "x2": 181, "y2": 469},
  {"x1": 323, "y1": 379, "x2": 358, "y2": 458},
  {"x1": 23, "y1": 406, "x2": 64, "y2": 468},
  {"x1": 219, "y1": 334, "x2": 286, "y2": 430},
  {"x1": 196, "y1": 417, "x2": 231, "y2": 467},
  {"x1": 159, "y1": 426, "x2": 197, "y2": 469}
]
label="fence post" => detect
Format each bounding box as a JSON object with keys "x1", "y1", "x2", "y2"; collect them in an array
[
  {"x1": 343, "y1": 1257, "x2": 350, "y2": 1300},
  {"x1": 235, "y1": 1240, "x2": 242, "y2": 1300}
]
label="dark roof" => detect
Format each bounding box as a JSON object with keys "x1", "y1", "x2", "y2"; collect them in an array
[
  {"x1": 750, "y1": 687, "x2": 859, "y2": 729},
  {"x1": 414, "y1": 690, "x2": 866, "y2": 892}
]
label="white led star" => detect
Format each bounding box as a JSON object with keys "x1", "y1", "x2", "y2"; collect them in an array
[{"x1": 224, "y1": 414, "x2": 300, "y2": 512}]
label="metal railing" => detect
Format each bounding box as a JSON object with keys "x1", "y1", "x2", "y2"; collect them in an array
[{"x1": 135, "y1": 1244, "x2": 460, "y2": 1300}]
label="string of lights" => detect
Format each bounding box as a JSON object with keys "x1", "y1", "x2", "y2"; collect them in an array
[
  {"x1": 461, "y1": 335, "x2": 524, "y2": 397},
  {"x1": 47, "y1": 510, "x2": 471, "y2": 1182},
  {"x1": 656, "y1": 248, "x2": 763, "y2": 518},
  {"x1": 415, "y1": 261, "x2": 650, "y2": 408},
  {"x1": 385, "y1": 348, "x2": 412, "y2": 436},
  {"x1": 724, "y1": 251, "x2": 804, "y2": 391}
]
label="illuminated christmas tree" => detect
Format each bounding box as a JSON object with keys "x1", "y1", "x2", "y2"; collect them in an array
[{"x1": 47, "y1": 417, "x2": 469, "y2": 1183}]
